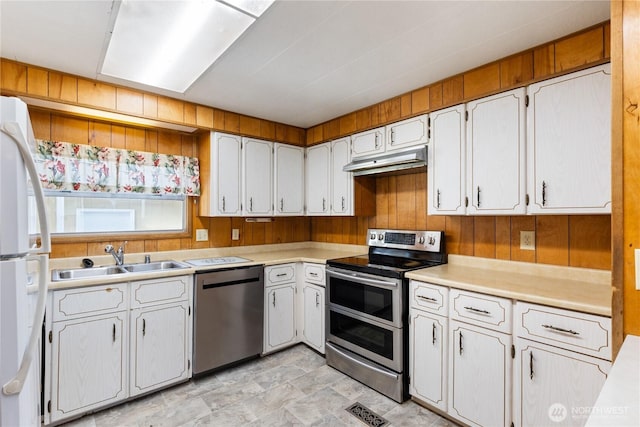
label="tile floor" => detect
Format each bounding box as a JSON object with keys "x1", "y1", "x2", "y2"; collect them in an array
[{"x1": 63, "y1": 344, "x2": 455, "y2": 427}]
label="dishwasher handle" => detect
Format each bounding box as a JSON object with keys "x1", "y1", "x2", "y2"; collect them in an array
[{"x1": 202, "y1": 276, "x2": 260, "y2": 290}]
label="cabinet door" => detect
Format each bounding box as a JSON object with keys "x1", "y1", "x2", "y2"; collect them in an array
[
  {"x1": 467, "y1": 88, "x2": 526, "y2": 215},
  {"x1": 409, "y1": 310, "x2": 448, "y2": 412},
  {"x1": 386, "y1": 114, "x2": 428, "y2": 151},
  {"x1": 212, "y1": 132, "x2": 242, "y2": 216},
  {"x1": 305, "y1": 143, "x2": 330, "y2": 215},
  {"x1": 514, "y1": 339, "x2": 610, "y2": 427},
  {"x1": 264, "y1": 283, "x2": 297, "y2": 353},
  {"x1": 50, "y1": 312, "x2": 128, "y2": 422},
  {"x1": 243, "y1": 138, "x2": 273, "y2": 216},
  {"x1": 331, "y1": 137, "x2": 353, "y2": 215},
  {"x1": 449, "y1": 320, "x2": 512, "y2": 427},
  {"x1": 130, "y1": 302, "x2": 190, "y2": 397},
  {"x1": 302, "y1": 283, "x2": 325, "y2": 353},
  {"x1": 527, "y1": 64, "x2": 611, "y2": 214},
  {"x1": 274, "y1": 143, "x2": 305, "y2": 215},
  {"x1": 428, "y1": 105, "x2": 466, "y2": 215},
  {"x1": 351, "y1": 127, "x2": 385, "y2": 158}
]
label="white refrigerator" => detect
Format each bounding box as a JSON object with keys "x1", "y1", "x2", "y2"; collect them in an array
[{"x1": 0, "y1": 96, "x2": 51, "y2": 426}]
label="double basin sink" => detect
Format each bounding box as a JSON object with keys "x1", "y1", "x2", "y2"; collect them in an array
[{"x1": 51, "y1": 260, "x2": 189, "y2": 282}]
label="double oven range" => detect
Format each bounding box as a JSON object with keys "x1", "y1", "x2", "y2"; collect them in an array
[{"x1": 325, "y1": 229, "x2": 446, "y2": 402}]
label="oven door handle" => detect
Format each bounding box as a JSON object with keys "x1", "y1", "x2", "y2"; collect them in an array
[
  {"x1": 328, "y1": 270, "x2": 398, "y2": 288},
  {"x1": 326, "y1": 342, "x2": 399, "y2": 380}
]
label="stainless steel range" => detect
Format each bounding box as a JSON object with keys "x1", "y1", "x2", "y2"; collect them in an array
[{"x1": 325, "y1": 229, "x2": 446, "y2": 402}]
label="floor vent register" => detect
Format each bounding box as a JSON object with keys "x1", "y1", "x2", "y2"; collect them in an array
[{"x1": 346, "y1": 402, "x2": 389, "y2": 427}]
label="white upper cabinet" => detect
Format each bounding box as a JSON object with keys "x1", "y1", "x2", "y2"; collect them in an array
[
  {"x1": 351, "y1": 126, "x2": 385, "y2": 158},
  {"x1": 527, "y1": 63, "x2": 611, "y2": 214},
  {"x1": 330, "y1": 137, "x2": 352, "y2": 215},
  {"x1": 209, "y1": 132, "x2": 242, "y2": 216},
  {"x1": 386, "y1": 114, "x2": 428, "y2": 151},
  {"x1": 428, "y1": 104, "x2": 466, "y2": 215},
  {"x1": 243, "y1": 137, "x2": 273, "y2": 216},
  {"x1": 274, "y1": 143, "x2": 305, "y2": 215},
  {"x1": 466, "y1": 88, "x2": 527, "y2": 215},
  {"x1": 305, "y1": 143, "x2": 330, "y2": 215}
]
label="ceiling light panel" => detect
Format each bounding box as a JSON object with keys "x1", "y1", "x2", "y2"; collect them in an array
[{"x1": 101, "y1": 0, "x2": 272, "y2": 93}]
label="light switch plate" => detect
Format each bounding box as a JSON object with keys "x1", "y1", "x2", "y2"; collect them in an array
[
  {"x1": 636, "y1": 249, "x2": 640, "y2": 290},
  {"x1": 232, "y1": 229, "x2": 240, "y2": 240},
  {"x1": 520, "y1": 231, "x2": 535, "y2": 250},
  {"x1": 195, "y1": 229, "x2": 208, "y2": 242}
]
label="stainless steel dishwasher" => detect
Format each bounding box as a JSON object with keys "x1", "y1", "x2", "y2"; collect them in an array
[{"x1": 193, "y1": 265, "x2": 264, "y2": 375}]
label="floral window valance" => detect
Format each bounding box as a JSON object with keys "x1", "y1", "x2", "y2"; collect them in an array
[{"x1": 34, "y1": 140, "x2": 200, "y2": 196}]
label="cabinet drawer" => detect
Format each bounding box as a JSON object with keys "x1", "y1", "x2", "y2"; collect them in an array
[
  {"x1": 52, "y1": 283, "x2": 128, "y2": 321},
  {"x1": 515, "y1": 302, "x2": 611, "y2": 360},
  {"x1": 449, "y1": 289, "x2": 512, "y2": 333},
  {"x1": 130, "y1": 275, "x2": 190, "y2": 309},
  {"x1": 265, "y1": 264, "x2": 296, "y2": 285},
  {"x1": 410, "y1": 280, "x2": 448, "y2": 316},
  {"x1": 303, "y1": 263, "x2": 325, "y2": 285}
]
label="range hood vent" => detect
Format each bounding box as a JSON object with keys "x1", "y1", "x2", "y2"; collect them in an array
[{"x1": 343, "y1": 145, "x2": 427, "y2": 176}]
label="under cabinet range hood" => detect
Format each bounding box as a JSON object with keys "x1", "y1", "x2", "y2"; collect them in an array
[{"x1": 343, "y1": 145, "x2": 427, "y2": 176}]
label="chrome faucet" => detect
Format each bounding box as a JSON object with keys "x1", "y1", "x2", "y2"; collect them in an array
[{"x1": 105, "y1": 243, "x2": 125, "y2": 266}]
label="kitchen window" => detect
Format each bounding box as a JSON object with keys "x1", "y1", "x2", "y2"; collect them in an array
[{"x1": 31, "y1": 139, "x2": 199, "y2": 236}]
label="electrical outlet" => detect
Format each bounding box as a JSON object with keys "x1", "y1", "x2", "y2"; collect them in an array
[
  {"x1": 232, "y1": 229, "x2": 240, "y2": 240},
  {"x1": 520, "y1": 231, "x2": 535, "y2": 250},
  {"x1": 195, "y1": 229, "x2": 208, "y2": 242}
]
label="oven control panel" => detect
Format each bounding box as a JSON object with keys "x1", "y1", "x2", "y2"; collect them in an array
[{"x1": 368, "y1": 229, "x2": 443, "y2": 252}]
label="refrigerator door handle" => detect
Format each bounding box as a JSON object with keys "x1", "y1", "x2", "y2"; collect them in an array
[
  {"x1": 2, "y1": 253, "x2": 49, "y2": 395},
  {"x1": 0, "y1": 121, "x2": 51, "y2": 254}
]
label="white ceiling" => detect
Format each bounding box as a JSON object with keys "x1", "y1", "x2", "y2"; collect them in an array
[{"x1": 0, "y1": 1, "x2": 610, "y2": 128}]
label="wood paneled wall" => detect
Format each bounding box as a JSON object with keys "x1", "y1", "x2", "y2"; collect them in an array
[
  {"x1": 29, "y1": 110, "x2": 309, "y2": 258},
  {"x1": 311, "y1": 172, "x2": 611, "y2": 270},
  {"x1": 611, "y1": 1, "x2": 640, "y2": 341},
  {"x1": 306, "y1": 22, "x2": 610, "y2": 145},
  {"x1": 0, "y1": 58, "x2": 306, "y2": 146}
]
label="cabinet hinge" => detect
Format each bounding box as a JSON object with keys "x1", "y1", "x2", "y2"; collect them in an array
[
  {"x1": 511, "y1": 344, "x2": 515, "y2": 359},
  {"x1": 465, "y1": 111, "x2": 469, "y2": 121},
  {"x1": 408, "y1": 375, "x2": 411, "y2": 385},
  {"x1": 465, "y1": 196, "x2": 469, "y2": 207},
  {"x1": 48, "y1": 330, "x2": 52, "y2": 343},
  {"x1": 525, "y1": 95, "x2": 529, "y2": 107},
  {"x1": 525, "y1": 194, "x2": 530, "y2": 206},
  {"x1": 188, "y1": 360, "x2": 191, "y2": 370},
  {"x1": 47, "y1": 400, "x2": 51, "y2": 413},
  {"x1": 241, "y1": 141, "x2": 243, "y2": 150}
]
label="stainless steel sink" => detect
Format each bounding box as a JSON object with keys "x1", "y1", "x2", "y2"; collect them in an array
[
  {"x1": 51, "y1": 260, "x2": 189, "y2": 281},
  {"x1": 122, "y1": 260, "x2": 189, "y2": 273},
  {"x1": 51, "y1": 265, "x2": 128, "y2": 281}
]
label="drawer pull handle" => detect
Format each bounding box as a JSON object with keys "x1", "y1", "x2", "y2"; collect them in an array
[
  {"x1": 530, "y1": 351, "x2": 534, "y2": 380},
  {"x1": 464, "y1": 306, "x2": 490, "y2": 315},
  {"x1": 432, "y1": 322, "x2": 436, "y2": 345},
  {"x1": 417, "y1": 295, "x2": 437, "y2": 303},
  {"x1": 309, "y1": 272, "x2": 318, "y2": 277},
  {"x1": 542, "y1": 324, "x2": 579, "y2": 335}
]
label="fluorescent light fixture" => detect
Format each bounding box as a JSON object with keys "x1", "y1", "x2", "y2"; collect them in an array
[{"x1": 101, "y1": 0, "x2": 274, "y2": 93}]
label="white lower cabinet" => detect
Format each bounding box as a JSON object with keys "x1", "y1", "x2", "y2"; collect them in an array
[
  {"x1": 302, "y1": 282, "x2": 325, "y2": 353},
  {"x1": 50, "y1": 311, "x2": 128, "y2": 422},
  {"x1": 409, "y1": 310, "x2": 448, "y2": 412},
  {"x1": 264, "y1": 284, "x2": 297, "y2": 353},
  {"x1": 45, "y1": 275, "x2": 192, "y2": 425},
  {"x1": 514, "y1": 339, "x2": 610, "y2": 427},
  {"x1": 448, "y1": 320, "x2": 512, "y2": 427},
  {"x1": 130, "y1": 301, "x2": 190, "y2": 397}
]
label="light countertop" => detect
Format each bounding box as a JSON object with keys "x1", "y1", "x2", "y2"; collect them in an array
[
  {"x1": 585, "y1": 335, "x2": 640, "y2": 427},
  {"x1": 406, "y1": 255, "x2": 612, "y2": 316},
  {"x1": 43, "y1": 242, "x2": 368, "y2": 291}
]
